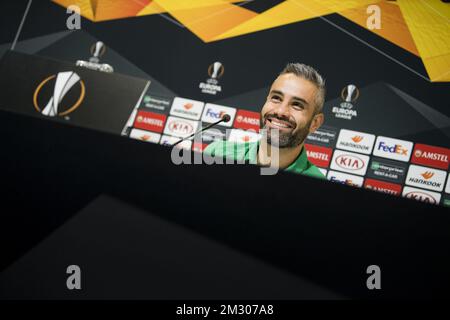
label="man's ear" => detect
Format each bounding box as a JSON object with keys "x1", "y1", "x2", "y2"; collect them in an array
[{"x1": 309, "y1": 113, "x2": 324, "y2": 134}]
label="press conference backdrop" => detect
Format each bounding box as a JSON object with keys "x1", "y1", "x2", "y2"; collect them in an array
[
  {"x1": 126, "y1": 89, "x2": 450, "y2": 208},
  {"x1": 0, "y1": 1, "x2": 449, "y2": 207}
]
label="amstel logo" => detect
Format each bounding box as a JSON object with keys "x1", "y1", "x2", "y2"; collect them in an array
[
  {"x1": 415, "y1": 149, "x2": 423, "y2": 158},
  {"x1": 33, "y1": 71, "x2": 85, "y2": 117}
]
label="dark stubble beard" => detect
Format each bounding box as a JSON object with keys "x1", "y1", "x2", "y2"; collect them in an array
[{"x1": 261, "y1": 113, "x2": 313, "y2": 148}]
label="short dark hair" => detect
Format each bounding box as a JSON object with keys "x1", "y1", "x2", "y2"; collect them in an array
[{"x1": 280, "y1": 63, "x2": 326, "y2": 114}]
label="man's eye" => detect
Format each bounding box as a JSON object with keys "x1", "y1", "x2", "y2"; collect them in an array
[
  {"x1": 271, "y1": 96, "x2": 281, "y2": 102},
  {"x1": 292, "y1": 103, "x2": 304, "y2": 110}
]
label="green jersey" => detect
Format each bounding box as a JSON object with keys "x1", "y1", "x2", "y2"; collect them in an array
[{"x1": 203, "y1": 140, "x2": 326, "y2": 179}]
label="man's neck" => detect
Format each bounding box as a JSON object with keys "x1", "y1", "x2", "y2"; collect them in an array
[{"x1": 257, "y1": 139, "x2": 304, "y2": 169}]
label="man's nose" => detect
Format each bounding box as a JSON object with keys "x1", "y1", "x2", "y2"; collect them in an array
[{"x1": 274, "y1": 101, "x2": 290, "y2": 118}]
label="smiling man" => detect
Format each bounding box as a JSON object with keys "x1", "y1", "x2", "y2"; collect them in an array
[{"x1": 203, "y1": 63, "x2": 326, "y2": 178}]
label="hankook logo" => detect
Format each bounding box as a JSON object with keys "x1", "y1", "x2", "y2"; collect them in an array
[
  {"x1": 33, "y1": 71, "x2": 85, "y2": 117},
  {"x1": 421, "y1": 171, "x2": 434, "y2": 180}
]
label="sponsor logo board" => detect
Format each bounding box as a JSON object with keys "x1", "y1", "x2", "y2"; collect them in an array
[
  {"x1": 305, "y1": 126, "x2": 337, "y2": 147},
  {"x1": 366, "y1": 157, "x2": 407, "y2": 184},
  {"x1": 228, "y1": 129, "x2": 260, "y2": 144},
  {"x1": 446, "y1": 173, "x2": 450, "y2": 194},
  {"x1": 163, "y1": 116, "x2": 199, "y2": 138},
  {"x1": 373, "y1": 136, "x2": 413, "y2": 162},
  {"x1": 364, "y1": 178, "x2": 402, "y2": 196},
  {"x1": 201, "y1": 103, "x2": 236, "y2": 127},
  {"x1": 233, "y1": 109, "x2": 260, "y2": 132},
  {"x1": 170, "y1": 97, "x2": 204, "y2": 120},
  {"x1": 330, "y1": 149, "x2": 370, "y2": 176},
  {"x1": 442, "y1": 196, "x2": 450, "y2": 208},
  {"x1": 402, "y1": 186, "x2": 441, "y2": 205},
  {"x1": 199, "y1": 126, "x2": 227, "y2": 144},
  {"x1": 336, "y1": 129, "x2": 375, "y2": 155},
  {"x1": 129, "y1": 128, "x2": 161, "y2": 144},
  {"x1": 141, "y1": 94, "x2": 172, "y2": 114},
  {"x1": 133, "y1": 110, "x2": 166, "y2": 133},
  {"x1": 411, "y1": 143, "x2": 449, "y2": 170},
  {"x1": 305, "y1": 144, "x2": 333, "y2": 168},
  {"x1": 160, "y1": 134, "x2": 192, "y2": 150},
  {"x1": 405, "y1": 164, "x2": 446, "y2": 192},
  {"x1": 327, "y1": 170, "x2": 364, "y2": 187}
]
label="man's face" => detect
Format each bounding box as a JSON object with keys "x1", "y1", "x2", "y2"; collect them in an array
[{"x1": 260, "y1": 73, "x2": 322, "y2": 148}]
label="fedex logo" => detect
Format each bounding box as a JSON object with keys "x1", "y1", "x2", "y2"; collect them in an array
[
  {"x1": 206, "y1": 108, "x2": 227, "y2": 119},
  {"x1": 377, "y1": 142, "x2": 408, "y2": 155},
  {"x1": 201, "y1": 103, "x2": 236, "y2": 127},
  {"x1": 327, "y1": 170, "x2": 364, "y2": 187},
  {"x1": 372, "y1": 136, "x2": 413, "y2": 162}
]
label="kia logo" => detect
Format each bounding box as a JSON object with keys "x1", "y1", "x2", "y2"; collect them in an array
[
  {"x1": 336, "y1": 154, "x2": 365, "y2": 170},
  {"x1": 168, "y1": 121, "x2": 194, "y2": 134},
  {"x1": 405, "y1": 191, "x2": 436, "y2": 204}
]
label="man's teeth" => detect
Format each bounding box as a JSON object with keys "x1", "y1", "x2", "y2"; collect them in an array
[{"x1": 270, "y1": 119, "x2": 290, "y2": 128}]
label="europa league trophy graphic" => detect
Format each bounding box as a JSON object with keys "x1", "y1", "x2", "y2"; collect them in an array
[
  {"x1": 340, "y1": 84, "x2": 359, "y2": 109},
  {"x1": 200, "y1": 61, "x2": 224, "y2": 95},
  {"x1": 76, "y1": 41, "x2": 114, "y2": 73},
  {"x1": 41, "y1": 71, "x2": 82, "y2": 117},
  {"x1": 210, "y1": 62, "x2": 223, "y2": 79}
]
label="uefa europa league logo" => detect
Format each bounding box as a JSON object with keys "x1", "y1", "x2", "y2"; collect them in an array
[
  {"x1": 208, "y1": 62, "x2": 224, "y2": 79},
  {"x1": 89, "y1": 41, "x2": 106, "y2": 64},
  {"x1": 76, "y1": 41, "x2": 114, "y2": 73},
  {"x1": 200, "y1": 61, "x2": 224, "y2": 95},
  {"x1": 340, "y1": 84, "x2": 359, "y2": 109},
  {"x1": 33, "y1": 71, "x2": 85, "y2": 118}
]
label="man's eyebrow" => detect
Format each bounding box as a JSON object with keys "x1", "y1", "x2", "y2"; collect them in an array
[
  {"x1": 269, "y1": 90, "x2": 283, "y2": 96},
  {"x1": 292, "y1": 96, "x2": 309, "y2": 105},
  {"x1": 269, "y1": 90, "x2": 309, "y2": 106}
]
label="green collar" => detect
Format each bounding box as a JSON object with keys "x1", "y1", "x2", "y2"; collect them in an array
[{"x1": 247, "y1": 141, "x2": 308, "y2": 173}]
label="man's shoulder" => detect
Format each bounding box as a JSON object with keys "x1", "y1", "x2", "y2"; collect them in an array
[
  {"x1": 303, "y1": 161, "x2": 326, "y2": 179},
  {"x1": 203, "y1": 140, "x2": 254, "y2": 160}
]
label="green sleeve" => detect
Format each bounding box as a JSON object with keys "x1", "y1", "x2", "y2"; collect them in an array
[
  {"x1": 303, "y1": 164, "x2": 327, "y2": 179},
  {"x1": 203, "y1": 140, "x2": 226, "y2": 157}
]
